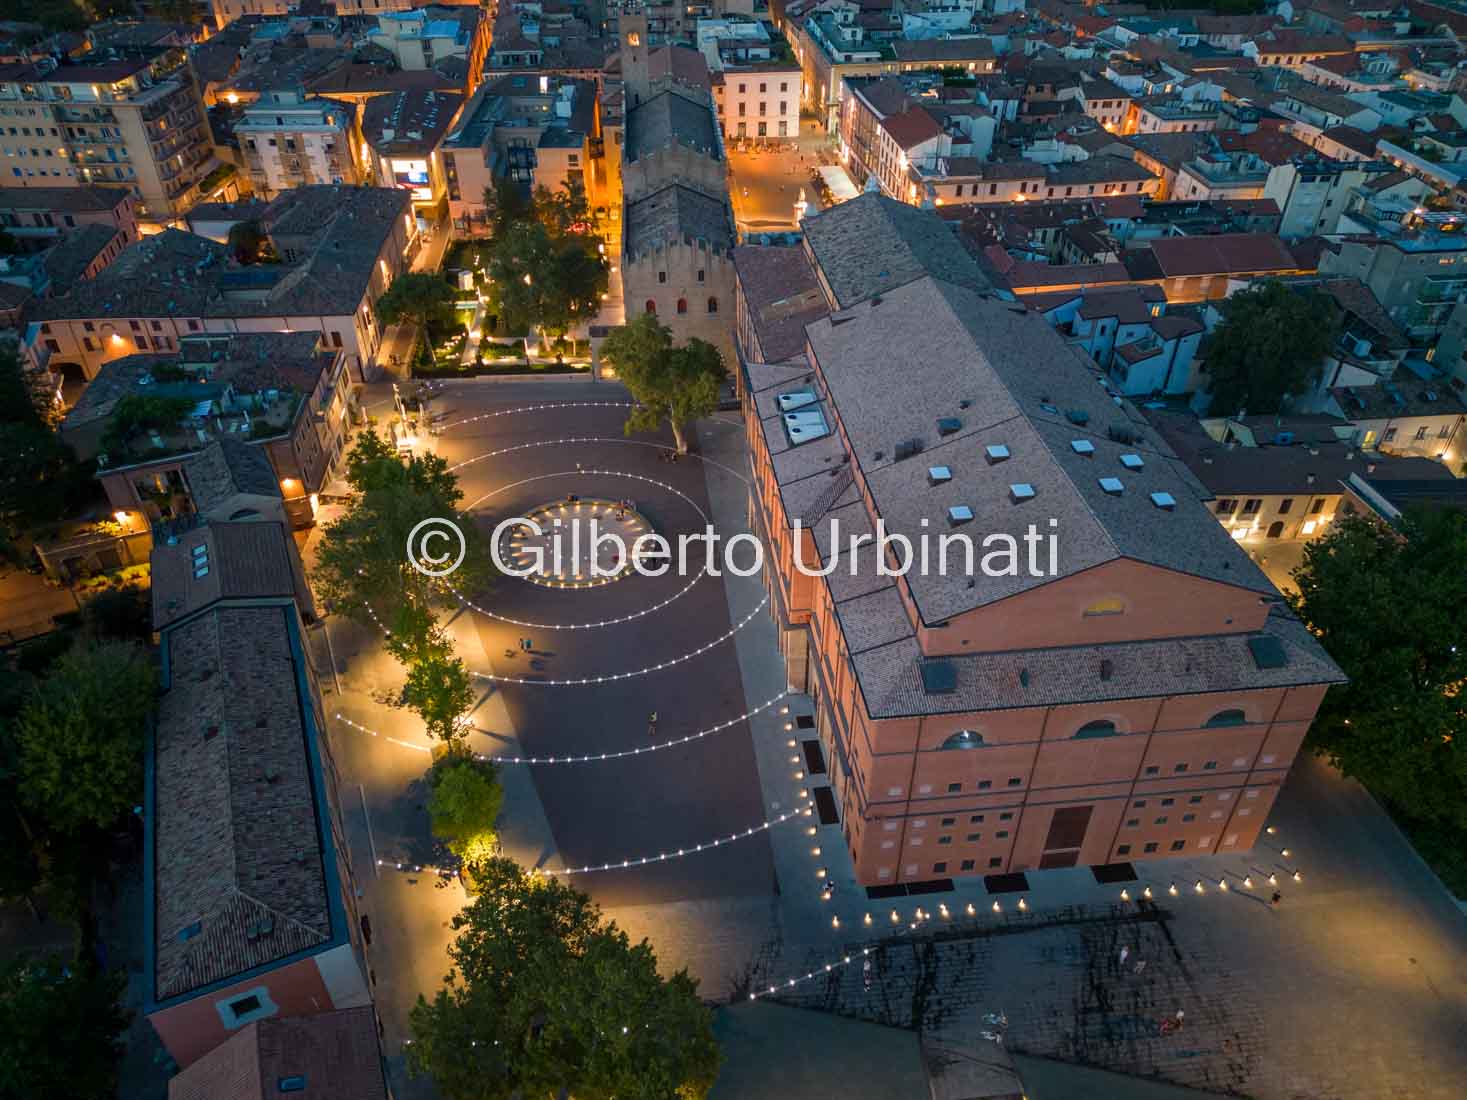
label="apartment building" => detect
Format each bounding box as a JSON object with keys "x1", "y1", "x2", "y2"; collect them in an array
[
  {"x1": 699, "y1": 19, "x2": 802, "y2": 143},
  {"x1": 366, "y1": 7, "x2": 490, "y2": 92},
  {"x1": 235, "y1": 89, "x2": 361, "y2": 198},
  {"x1": 442, "y1": 73, "x2": 600, "y2": 237},
  {"x1": 145, "y1": 517, "x2": 368, "y2": 1067},
  {"x1": 0, "y1": 51, "x2": 213, "y2": 221},
  {"x1": 29, "y1": 185, "x2": 418, "y2": 380},
  {"x1": 362, "y1": 88, "x2": 464, "y2": 215},
  {"x1": 736, "y1": 194, "x2": 1344, "y2": 887},
  {"x1": 0, "y1": 184, "x2": 138, "y2": 249},
  {"x1": 60, "y1": 331, "x2": 352, "y2": 529}
]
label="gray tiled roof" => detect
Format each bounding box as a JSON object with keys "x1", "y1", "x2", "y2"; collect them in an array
[
  {"x1": 624, "y1": 87, "x2": 720, "y2": 163},
  {"x1": 153, "y1": 604, "x2": 333, "y2": 1002},
  {"x1": 41, "y1": 223, "x2": 121, "y2": 294},
  {"x1": 799, "y1": 193, "x2": 992, "y2": 309},
  {"x1": 185, "y1": 439, "x2": 281, "y2": 514},
  {"x1": 624, "y1": 184, "x2": 733, "y2": 261},
  {"x1": 792, "y1": 275, "x2": 1278, "y2": 624},
  {"x1": 731, "y1": 245, "x2": 829, "y2": 363}
]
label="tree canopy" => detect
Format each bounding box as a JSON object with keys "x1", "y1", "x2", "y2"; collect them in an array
[
  {"x1": 1200, "y1": 280, "x2": 1339, "y2": 417},
  {"x1": 486, "y1": 221, "x2": 608, "y2": 340},
  {"x1": 0, "y1": 954, "x2": 130, "y2": 1100},
  {"x1": 428, "y1": 753, "x2": 503, "y2": 863},
  {"x1": 483, "y1": 176, "x2": 530, "y2": 240},
  {"x1": 225, "y1": 219, "x2": 273, "y2": 265},
  {"x1": 408, "y1": 858, "x2": 720, "y2": 1100},
  {"x1": 600, "y1": 314, "x2": 726, "y2": 453},
  {"x1": 16, "y1": 641, "x2": 156, "y2": 836},
  {"x1": 531, "y1": 176, "x2": 593, "y2": 239},
  {"x1": 1289, "y1": 510, "x2": 1467, "y2": 841},
  {"x1": 374, "y1": 272, "x2": 456, "y2": 332}
]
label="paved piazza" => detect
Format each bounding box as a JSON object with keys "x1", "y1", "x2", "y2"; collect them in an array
[
  {"x1": 497, "y1": 498, "x2": 654, "y2": 588},
  {"x1": 316, "y1": 382, "x2": 1467, "y2": 1100}
]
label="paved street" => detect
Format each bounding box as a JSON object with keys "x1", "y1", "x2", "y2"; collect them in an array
[
  {"x1": 312, "y1": 380, "x2": 1467, "y2": 1100},
  {"x1": 728, "y1": 133, "x2": 834, "y2": 231}
]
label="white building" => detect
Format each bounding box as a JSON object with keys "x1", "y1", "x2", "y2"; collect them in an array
[
  {"x1": 699, "y1": 18, "x2": 800, "y2": 143},
  {"x1": 235, "y1": 90, "x2": 361, "y2": 199}
]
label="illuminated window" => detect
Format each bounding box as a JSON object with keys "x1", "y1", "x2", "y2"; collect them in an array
[{"x1": 1083, "y1": 597, "x2": 1124, "y2": 617}]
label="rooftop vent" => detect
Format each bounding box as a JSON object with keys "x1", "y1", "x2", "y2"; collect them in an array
[
  {"x1": 1010, "y1": 483, "x2": 1036, "y2": 502},
  {"x1": 893, "y1": 437, "x2": 924, "y2": 462},
  {"x1": 777, "y1": 388, "x2": 817, "y2": 412},
  {"x1": 937, "y1": 417, "x2": 962, "y2": 437},
  {"x1": 959, "y1": 398, "x2": 973, "y2": 409},
  {"x1": 985, "y1": 443, "x2": 1010, "y2": 464},
  {"x1": 1039, "y1": 401, "x2": 1059, "y2": 414},
  {"x1": 920, "y1": 658, "x2": 957, "y2": 696},
  {"x1": 1120, "y1": 453, "x2": 1144, "y2": 470},
  {"x1": 1065, "y1": 409, "x2": 1090, "y2": 426},
  {"x1": 1150, "y1": 491, "x2": 1176, "y2": 510},
  {"x1": 1099, "y1": 477, "x2": 1124, "y2": 495},
  {"x1": 928, "y1": 465, "x2": 952, "y2": 485},
  {"x1": 948, "y1": 505, "x2": 974, "y2": 526},
  {"x1": 1070, "y1": 439, "x2": 1095, "y2": 456},
  {"x1": 783, "y1": 408, "x2": 830, "y2": 446}
]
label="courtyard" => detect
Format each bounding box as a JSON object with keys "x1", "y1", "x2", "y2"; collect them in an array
[{"x1": 313, "y1": 381, "x2": 1467, "y2": 1100}]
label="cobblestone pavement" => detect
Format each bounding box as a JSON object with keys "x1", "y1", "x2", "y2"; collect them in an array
[{"x1": 317, "y1": 384, "x2": 1467, "y2": 1100}]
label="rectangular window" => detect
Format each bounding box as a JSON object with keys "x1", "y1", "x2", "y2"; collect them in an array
[
  {"x1": 1310, "y1": 498, "x2": 1325, "y2": 514},
  {"x1": 1189, "y1": 795, "x2": 1203, "y2": 804},
  {"x1": 989, "y1": 857, "x2": 1002, "y2": 868},
  {"x1": 1117, "y1": 844, "x2": 1132, "y2": 855},
  {"x1": 229, "y1": 995, "x2": 262, "y2": 1020},
  {"x1": 961, "y1": 859, "x2": 976, "y2": 871},
  {"x1": 1160, "y1": 798, "x2": 1175, "y2": 807},
  {"x1": 966, "y1": 832, "x2": 981, "y2": 842},
  {"x1": 1242, "y1": 499, "x2": 1262, "y2": 514},
  {"x1": 941, "y1": 817, "x2": 956, "y2": 826},
  {"x1": 969, "y1": 814, "x2": 984, "y2": 824},
  {"x1": 1125, "y1": 818, "x2": 1139, "y2": 827},
  {"x1": 1007, "y1": 777, "x2": 1022, "y2": 787},
  {"x1": 330, "y1": 331, "x2": 343, "y2": 348},
  {"x1": 1170, "y1": 840, "x2": 1185, "y2": 851},
  {"x1": 977, "y1": 780, "x2": 992, "y2": 790},
  {"x1": 1278, "y1": 498, "x2": 1293, "y2": 514},
  {"x1": 1203, "y1": 760, "x2": 1218, "y2": 770},
  {"x1": 1183, "y1": 813, "x2": 1197, "y2": 823},
  {"x1": 947, "y1": 782, "x2": 961, "y2": 793},
  {"x1": 188, "y1": 320, "x2": 200, "y2": 332},
  {"x1": 1382, "y1": 428, "x2": 1397, "y2": 443},
  {"x1": 1143, "y1": 842, "x2": 1158, "y2": 853},
  {"x1": 999, "y1": 812, "x2": 1013, "y2": 821},
  {"x1": 1415, "y1": 426, "x2": 1429, "y2": 440},
  {"x1": 658, "y1": 271, "x2": 667, "y2": 284},
  {"x1": 933, "y1": 862, "x2": 947, "y2": 873},
  {"x1": 1133, "y1": 800, "x2": 1146, "y2": 808},
  {"x1": 995, "y1": 830, "x2": 1009, "y2": 839},
  {"x1": 1215, "y1": 499, "x2": 1236, "y2": 514},
  {"x1": 1175, "y1": 763, "x2": 1189, "y2": 773},
  {"x1": 938, "y1": 836, "x2": 952, "y2": 845},
  {"x1": 1144, "y1": 765, "x2": 1159, "y2": 775}
]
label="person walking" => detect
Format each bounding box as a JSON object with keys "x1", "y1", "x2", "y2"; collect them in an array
[
  {"x1": 1270, "y1": 891, "x2": 1283, "y2": 908},
  {"x1": 1119, "y1": 945, "x2": 1130, "y2": 970},
  {"x1": 648, "y1": 711, "x2": 658, "y2": 737}
]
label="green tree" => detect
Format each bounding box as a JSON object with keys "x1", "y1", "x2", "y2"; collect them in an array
[
  {"x1": 375, "y1": 272, "x2": 456, "y2": 335},
  {"x1": 531, "y1": 176, "x2": 593, "y2": 239},
  {"x1": 0, "y1": 954, "x2": 130, "y2": 1100},
  {"x1": 483, "y1": 176, "x2": 530, "y2": 240},
  {"x1": 0, "y1": 422, "x2": 90, "y2": 547},
  {"x1": 16, "y1": 641, "x2": 155, "y2": 836},
  {"x1": 100, "y1": 393, "x2": 193, "y2": 457},
  {"x1": 408, "y1": 858, "x2": 720, "y2": 1100},
  {"x1": 600, "y1": 313, "x2": 726, "y2": 453},
  {"x1": 402, "y1": 645, "x2": 476, "y2": 743},
  {"x1": 226, "y1": 219, "x2": 272, "y2": 264},
  {"x1": 1200, "y1": 280, "x2": 1339, "y2": 416},
  {"x1": 427, "y1": 752, "x2": 503, "y2": 862},
  {"x1": 1289, "y1": 511, "x2": 1467, "y2": 836},
  {"x1": 487, "y1": 222, "x2": 608, "y2": 340}
]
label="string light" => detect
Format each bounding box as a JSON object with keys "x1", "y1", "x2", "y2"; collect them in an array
[
  {"x1": 550, "y1": 804, "x2": 809, "y2": 876},
  {"x1": 337, "y1": 691, "x2": 789, "y2": 764},
  {"x1": 474, "y1": 598, "x2": 770, "y2": 684},
  {"x1": 439, "y1": 400, "x2": 633, "y2": 432},
  {"x1": 747, "y1": 947, "x2": 872, "y2": 1001}
]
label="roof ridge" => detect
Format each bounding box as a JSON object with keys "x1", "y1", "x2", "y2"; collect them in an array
[{"x1": 232, "y1": 886, "x2": 330, "y2": 944}]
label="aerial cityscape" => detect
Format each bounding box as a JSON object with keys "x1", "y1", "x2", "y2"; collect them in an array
[{"x1": 1, "y1": 0, "x2": 1465, "y2": 1098}]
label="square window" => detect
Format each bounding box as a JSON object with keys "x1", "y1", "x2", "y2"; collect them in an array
[
  {"x1": 969, "y1": 814, "x2": 984, "y2": 824},
  {"x1": 1133, "y1": 800, "x2": 1146, "y2": 808},
  {"x1": 938, "y1": 836, "x2": 952, "y2": 845},
  {"x1": 941, "y1": 817, "x2": 956, "y2": 826},
  {"x1": 933, "y1": 861, "x2": 947, "y2": 873},
  {"x1": 1161, "y1": 798, "x2": 1175, "y2": 807},
  {"x1": 1144, "y1": 765, "x2": 1160, "y2": 775},
  {"x1": 961, "y1": 859, "x2": 976, "y2": 871},
  {"x1": 229, "y1": 995, "x2": 262, "y2": 1019},
  {"x1": 1007, "y1": 777, "x2": 1023, "y2": 787},
  {"x1": 1143, "y1": 842, "x2": 1158, "y2": 853},
  {"x1": 1182, "y1": 813, "x2": 1196, "y2": 823},
  {"x1": 989, "y1": 857, "x2": 1002, "y2": 868},
  {"x1": 999, "y1": 812, "x2": 1013, "y2": 821},
  {"x1": 978, "y1": 780, "x2": 992, "y2": 790},
  {"x1": 1117, "y1": 844, "x2": 1131, "y2": 855},
  {"x1": 1174, "y1": 763, "x2": 1189, "y2": 773},
  {"x1": 947, "y1": 782, "x2": 962, "y2": 793},
  {"x1": 1170, "y1": 840, "x2": 1185, "y2": 851},
  {"x1": 1125, "y1": 818, "x2": 1139, "y2": 828},
  {"x1": 1189, "y1": 796, "x2": 1203, "y2": 805}
]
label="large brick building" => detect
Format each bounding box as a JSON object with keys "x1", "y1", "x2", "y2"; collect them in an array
[{"x1": 735, "y1": 195, "x2": 1345, "y2": 887}]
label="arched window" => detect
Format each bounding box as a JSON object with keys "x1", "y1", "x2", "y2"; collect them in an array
[
  {"x1": 1083, "y1": 597, "x2": 1124, "y2": 617},
  {"x1": 644, "y1": 299, "x2": 656, "y2": 314},
  {"x1": 676, "y1": 297, "x2": 688, "y2": 314},
  {"x1": 707, "y1": 296, "x2": 719, "y2": 314},
  {"x1": 940, "y1": 730, "x2": 984, "y2": 750},
  {"x1": 1204, "y1": 709, "x2": 1247, "y2": 728},
  {"x1": 1074, "y1": 719, "x2": 1118, "y2": 740}
]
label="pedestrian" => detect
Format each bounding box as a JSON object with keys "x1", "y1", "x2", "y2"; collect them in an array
[
  {"x1": 862, "y1": 959, "x2": 873, "y2": 991},
  {"x1": 1118, "y1": 945, "x2": 1130, "y2": 970},
  {"x1": 1270, "y1": 891, "x2": 1282, "y2": 908},
  {"x1": 648, "y1": 711, "x2": 658, "y2": 737},
  {"x1": 522, "y1": 637, "x2": 533, "y2": 653}
]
